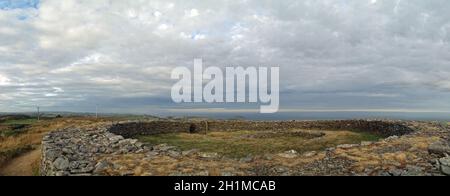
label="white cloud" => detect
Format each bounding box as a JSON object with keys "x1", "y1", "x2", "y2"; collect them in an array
[
  {"x1": 186, "y1": 9, "x2": 199, "y2": 17},
  {"x1": 157, "y1": 23, "x2": 171, "y2": 30},
  {"x1": 153, "y1": 11, "x2": 162, "y2": 18},
  {"x1": 0, "y1": 74, "x2": 11, "y2": 86},
  {"x1": 193, "y1": 33, "x2": 205, "y2": 40},
  {"x1": 53, "y1": 87, "x2": 64, "y2": 93}
]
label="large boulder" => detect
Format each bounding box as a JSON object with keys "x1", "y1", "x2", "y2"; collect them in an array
[{"x1": 428, "y1": 140, "x2": 450, "y2": 156}]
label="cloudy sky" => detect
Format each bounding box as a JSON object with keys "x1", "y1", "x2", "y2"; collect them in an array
[{"x1": 1, "y1": 0, "x2": 450, "y2": 115}]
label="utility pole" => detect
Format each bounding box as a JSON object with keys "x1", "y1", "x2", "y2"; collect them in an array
[
  {"x1": 205, "y1": 121, "x2": 209, "y2": 135},
  {"x1": 37, "y1": 106, "x2": 40, "y2": 121},
  {"x1": 95, "y1": 104, "x2": 98, "y2": 119}
]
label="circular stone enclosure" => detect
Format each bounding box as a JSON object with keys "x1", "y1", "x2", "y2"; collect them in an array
[{"x1": 41, "y1": 120, "x2": 415, "y2": 176}]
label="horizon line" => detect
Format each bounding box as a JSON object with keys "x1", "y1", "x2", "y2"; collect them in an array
[{"x1": 2, "y1": 108, "x2": 450, "y2": 115}]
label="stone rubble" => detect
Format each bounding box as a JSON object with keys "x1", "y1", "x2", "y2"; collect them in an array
[{"x1": 41, "y1": 126, "x2": 148, "y2": 176}]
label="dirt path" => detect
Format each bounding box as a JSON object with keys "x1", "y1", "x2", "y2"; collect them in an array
[{"x1": 0, "y1": 148, "x2": 41, "y2": 176}]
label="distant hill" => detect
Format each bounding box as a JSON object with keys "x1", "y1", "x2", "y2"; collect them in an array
[{"x1": 0, "y1": 114, "x2": 33, "y2": 123}]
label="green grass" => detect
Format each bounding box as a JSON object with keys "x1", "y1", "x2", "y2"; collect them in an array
[
  {"x1": 1, "y1": 119, "x2": 38, "y2": 125},
  {"x1": 1, "y1": 129, "x2": 28, "y2": 137},
  {"x1": 353, "y1": 132, "x2": 383, "y2": 141},
  {"x1": 138, "y1": 130, "x2": 382, "y2": 158},
  {"x1": 0, "y1": 119, "x2": 38, "y2": 137},
  {"x1": 0, "y1": 124, "x2": 31, "y2": 137}
]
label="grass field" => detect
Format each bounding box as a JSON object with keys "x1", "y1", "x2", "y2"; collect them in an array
[
  {"x1": 1, "y1": 119, "x2": 39, "y2": 125},
  {"x1": 0, "y1": 118, "x2": 39, "y2": 138},
  {"x1": 138, "y1": 130, "x2": 382, "y2": 158}
]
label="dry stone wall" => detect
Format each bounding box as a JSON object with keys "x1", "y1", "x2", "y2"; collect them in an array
[{"x1": 108, "y1": 120, "x2": 415, "y2": 138}]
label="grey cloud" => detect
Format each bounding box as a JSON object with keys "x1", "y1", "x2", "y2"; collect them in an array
[{"x1": 1, "y1": 0, "x2": 450, "y2": 114}]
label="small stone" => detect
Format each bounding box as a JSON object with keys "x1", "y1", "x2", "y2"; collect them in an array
[
  {"x1": 389, "y1": 169, "x2": 403, "y2": 176},
  {"x1": 69, "y1": 161, "x2": 80, "y2": 170},
  {"x1": 134, "y1": 142, "x2": 144, "y2": 148},
  {"x1": 441, "y1": 167, "x2": 450, "y2": 176},
  {"x1": 146, "y1": 151, "x2": 159, "y2": 158},
  {"x1": 54, "y1": 171, "x2": 69, "y2": 176},
  {"x1": 131, "y1": 139, "x2": 139, "y2": 144},
  {"x1": 135, "y1": 149, "x2": 144, "y2": 153},
  {"x1": 221, "y1": 172, "x2": 235, "y2": 176},
  {"x1": 361, "y1": 141, "x2": 374, "y2": 146},
  {"x1": 239, "y1": 156, "x2": 254, "y2": 163},
  {"x1": 303, "y1": 151, "x2": 317, "y2": 157},
  {"x1": 69, "y1": 173, "x2": 92, "y2": 176},
  {"x1": 90, "y1": 147, "x2": 99, "y2": 153},
  {"x1": 118, "y1": 139, "x2": 132, "y2": 145},
  {"x1": 194, "y1": 171, "x2": 210, "y2": 176},
  {"x1": 379, "y1": 171, "x2": 392, "y2": 176},
  {"x1": 385, "y1": 135, "x2": 399, "y2": 141},
  {"x1": 62, "y1": 148, "x2": 74, "y2": 155},
  {"x1": 109, "y1": 135, "x2": 124, "y2": 143},
  {"x1": 263, "y1": 154, "x2": 274, "y2": 160},
  {"x1": 325, "y1": 147, "x2": 336, "y2": 152},
  {"x1": 277, "y1": 150, "x2": 299, "y2": 159},
  {"x1": 45, "y1": 150, "x2": 61, "y2": 162},
  {"x1": 274, "y1": 167, "x2": 289, "y2": 173},
  {"x1": 94, "y1": 160, "x2": 111, "y2": 174},
  {"x1": 337, "y1": 144, "x2": 358, "y2": 149},
  {"x1": 199, "y1": 152, "x2": 220, "y2": 159},
  {"x1": 168, "y1": 150, "x2": 182, "y2": 158},
  {"x1": 439, "y1": 157, "x2": 450, "y2": 176},
  {"x1": 281, "y1": 172, "x2": 293, "y2": 176},
  {"x1": 71, "y1": 166, "x2": 94, "y2": 174},
  {"x1": 441, "y1": 157, "x2": 450, "y2": 165},
  {"x1": 53, "y1": 157, "x2": 70, "y2": 171},
  {"x1": 141, "y1": 172, "x2": 154, "y2": 176},
  {"x1": 119, "y1": 170, "x2": 134, "y2": 176},
  {"x1": 182, "y1": 149, "x2": 199, "y2": 156},
  {"x1": 402, "y1": 165, "x2": 425, "y2": 176},
  {"x1": 153, "y1": 144, "x2": 176, "y2": 152}
]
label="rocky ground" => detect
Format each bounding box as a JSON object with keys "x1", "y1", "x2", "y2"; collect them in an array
[{"x1": 41, "y1": 121, "x2": 450, "y2": 176}]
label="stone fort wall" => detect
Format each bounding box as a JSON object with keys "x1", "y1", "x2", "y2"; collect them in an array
[{"x1": 107, "y1": 120, "x2": 414, "y2": 138}]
